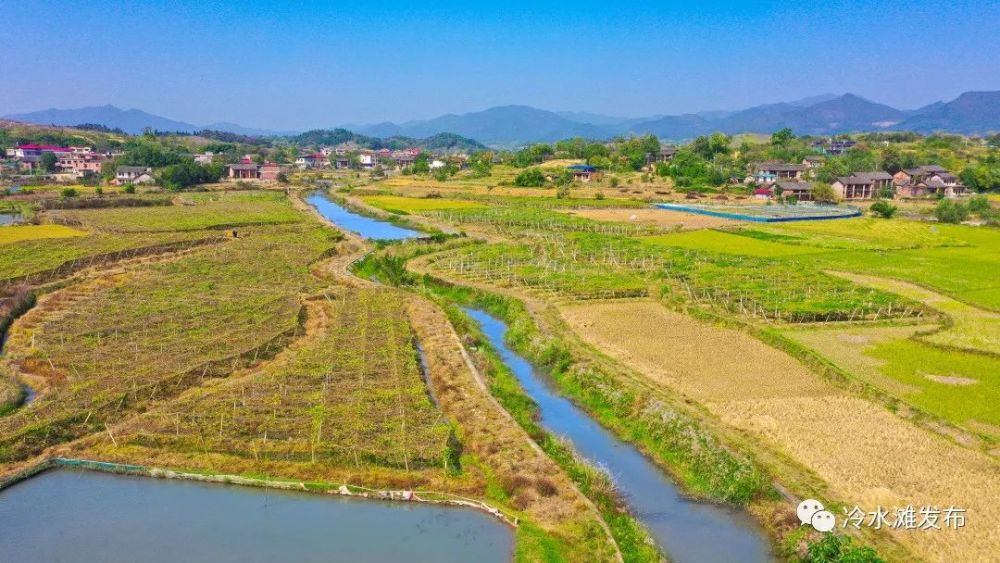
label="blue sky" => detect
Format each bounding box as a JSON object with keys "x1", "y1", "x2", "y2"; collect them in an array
[{"x1": 1, "y1": 0, "x2": 998, "y2": 130}]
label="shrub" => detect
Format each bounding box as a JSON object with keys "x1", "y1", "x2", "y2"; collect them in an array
[
  {"x1": 94, "y1": 186, "x2": 103, "y2": 196},
  {"x1": 967, "y1": 194, "x2": 992, "y2": 217},
  {"x1": 60, "y1": 187, "x2": 78, "y2": 198},
  {"x1": 870, "y1": 200, "x2": 897, "y2": 218},
  {"x1": 804, "y1": 534, "x2": 884, "y2": 563},
  {"x1": 811, "y1": 183, "x2": 838, "y2": 203},
  {"x1": 122, "y1": 183, "x2": 136, "y2": 194},
  {"x1": 513, "y1": 168, "x2": 546, "y2": 187},
  {"x1": 935, "y1": 199, "x2": 969, "y2": 224}
]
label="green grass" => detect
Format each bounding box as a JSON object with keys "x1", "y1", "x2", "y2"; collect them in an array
[
  {"x1": 50, "y1": 191, "x2": 303, "y2": 232},
  {"x1": 868, "y1": 339, "x2": 1000, "y2": 431},
  {"x1": 0, "y1": 230, "x2": 212, "y2": 284},
  {"x1": 361, "y1": 194, "x2": 486, "y2": 214},
  {"x1": 639, "y1": 229, "x2": 829, "y2": 257}
]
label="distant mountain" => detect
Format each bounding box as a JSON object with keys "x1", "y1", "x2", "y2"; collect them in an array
[
  {"x1": 358, "y1": 105, "x2": 612, "y2": 145},
  {"x1": 896, "y1": 91, "x2": 1000, "y2": 134},
  {"x1": 2, "y1": 105, "x2": 290, "y2": 136}
]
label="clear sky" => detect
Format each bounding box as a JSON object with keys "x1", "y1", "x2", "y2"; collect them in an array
[{"x1": 2, "y1": 0, "x2": 998, "y2": 130}]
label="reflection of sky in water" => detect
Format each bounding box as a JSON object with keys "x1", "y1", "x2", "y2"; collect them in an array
[
  {"x1": 306, "y1": 193, "x2": 421, "y2": 240},
  {"x1": 0, "y1": 469, "x2": 513, "y2": 563},
  {"x1": 0, "y1": 213, "x2": 21, "y2": 225},
  {"x1": 464, "y1": 307, "x2": 774, "y2": 563}
]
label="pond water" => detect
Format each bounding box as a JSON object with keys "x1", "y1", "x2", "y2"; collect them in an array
[
  {"x1": 0, "y1": 213, "x2": 21, "y2": 225},
  {"x1": 464, "y1": 308, "x2": 774, "y2": 563},
  {"x1": 306, "y1": 192, "x2": 421, "y2": 240},
  {"x1": 0, "y1": 469, "x2": 513, "y2": 563}
]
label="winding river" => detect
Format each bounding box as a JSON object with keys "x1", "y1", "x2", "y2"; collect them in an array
[
  {"x1": 464, "y1": 308, "x2": 774, "y2": 563},
  {"x1": 305, "y1": 192, "x2": 421, "y2": 240}
]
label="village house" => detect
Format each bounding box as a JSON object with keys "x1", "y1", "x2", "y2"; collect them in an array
[
  {"x1": 7, "y1": 143, "x2": 74, "y2": 159},
  {"x1": 774, "y1": 180, "x2": 815, "y2": 201},
  {"x1": 894, "y1": 165, "x2": 967, "y2": 198},
  {"x1": 753, "y1": 187, "x2": 772, "y2": 200},
  {"x1": 295, "y1": 153, "x2": 326, "y2": 169},
  {"x1": 802, "y1": 155, "x2": 825, "y2": 168},
  {"x1": 259, "y1": 162, "x2": 283, "y2": 182},
  {"x1": 193, "y1": 152, "x2": 215, "y2": 165},
  {"x1": 226, "y1": 163, "x2": 260, "y2": 180},
  {"x1": 358, "y1": 152, "x2": 378, "y2": 170},
  {"x1": 810, "y1": 139, "x2": 857, "y2": 156},
  {"x1": 748, "y1": 161, "x2": 806, "y2": 185},
  {"x1": 646, "y1": 145, "x2": 677, "y2": 166},
  {"x1": 56, "y1": 152, "x2": 106, "y2": 177},
  {"x1": 114, "y1": 166, "x2": 154, "y2": 185},
  {"x1": 333, "y1": 156, "x2": 351, "y2": 169},
  {"x1": 831, "y1": 171, "x2": 892, "y2": 200},
  {"x1": 568, "y1": 164, "x2": 601, "y2": 182}
]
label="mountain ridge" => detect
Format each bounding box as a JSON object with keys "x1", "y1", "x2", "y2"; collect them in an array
[{"x1": 7, "y1": 91, "x2": 1000, "y2": 145}]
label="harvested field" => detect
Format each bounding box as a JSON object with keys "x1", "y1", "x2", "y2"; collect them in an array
[
  {"x1": 559, "y1": 208, "x2": 738, "y2": 230},
  {"x1": 559, "y1": 300, "x2": 831, "y2": 402},
  {"x1": 714, "y1": 395, "x2": 1000, "y2": 562},
  {"x1": 0, "y1": 224, "x2": 86, "y2": 245},
  {"x1": 558, "y1": 299, "x2": 1000, "y2": 561}
]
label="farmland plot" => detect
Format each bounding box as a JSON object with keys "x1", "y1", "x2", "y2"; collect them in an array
[
  {"x1": 87, "y1": 291, "x2": 450, "y2": 476},
  {"x1": 0, "y1": 223, "x2": 338, "y2": 462},
  {"x1": 559, "y1": 299, "x2": 1000, "y2": 562}
]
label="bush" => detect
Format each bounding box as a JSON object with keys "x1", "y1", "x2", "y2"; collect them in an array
[
  {"x1": 967, "y1": 194, "x2": 992, "y2": 217},
  {"x1": 811, "y1": 183, "x2": 838, "y2": 203},
  {"x1": 122, "y1": 183, "x2": 136, "y2": 194},
  {"x1": 513, "y1": 168, "x2": 546, "y2": 187},
  {"x1": 60, "y1": 187, "x2": 78, "y2": 198},
  {"x1": 935, "y1": 199, "x2": 969, "y2": 224},
  {"x1": 94, "y1": 186, "x2": 103, "y2": 196},
  {"x1": 804, "y1": 534, "x2": 884, "y2": 563},
  {"x1": 869, "y1": 200, "x2": 897, "y2": 218}
]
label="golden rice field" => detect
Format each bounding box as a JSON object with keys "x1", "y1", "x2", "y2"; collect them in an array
[
  {"x1": 0, "y1": 224, "x2": 86, "y2": 245},
  {"x1": 558, "y1": 299, "x2": 1000, "y2": 562}
]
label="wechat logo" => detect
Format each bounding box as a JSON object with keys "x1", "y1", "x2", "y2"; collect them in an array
[{"x1": 798, "y1": 499, "x2": 836, "y2": 532}]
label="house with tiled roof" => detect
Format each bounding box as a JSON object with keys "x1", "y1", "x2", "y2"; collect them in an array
[
  {"x1": 831, "y1": 172, "x2": 892, "y2": 200},
  {"x1": 894, "y1": 165, "x2": 967, "y2": 198}
]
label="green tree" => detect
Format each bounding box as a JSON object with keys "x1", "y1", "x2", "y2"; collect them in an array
[
  {"x1": 39, "y1": 152, "x2": 58, "y2": 172},
  {"x1": 513, "y1": 168, "x2": 546, "y2": 187},
  {"x1": 811, "y1": 182, "x2": 838, "y2": 203},
  {"x1": 771, "y1": 128, "x2": 794, "y2": 146}
]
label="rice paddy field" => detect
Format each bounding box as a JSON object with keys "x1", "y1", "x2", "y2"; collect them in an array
[
  {"x1": 0, "y1": 224, "x2": 85, "y2": 245},
  {"x1": 3, "y1": 168, "x2": 998, "y2": 561},
  {"x1": 0, "y1": 187, "x2": 621, "y2": 562}
]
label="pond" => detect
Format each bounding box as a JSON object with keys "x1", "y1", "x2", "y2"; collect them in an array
[
  {"x1": 0, "y1": 469, "x2": 514, "y2": 563},
  {"x1": 306, "y1": 192, "x2": 422, "y2": 240},
  {"x1": 464, "y1": 308, "x2": 774, "y2": 563},
  {"x1": 0, "y1": 213, "x2": 21, "y2": 226}
]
